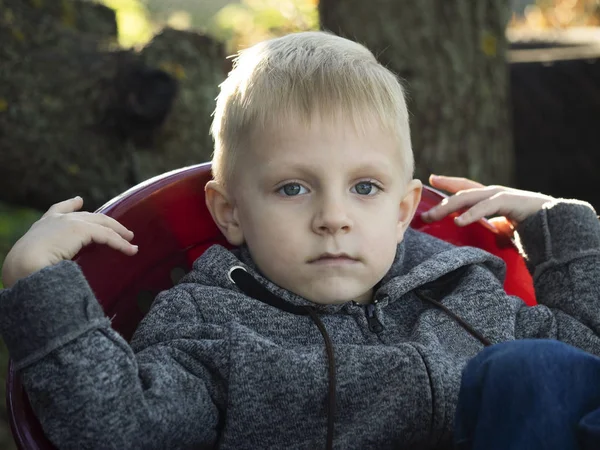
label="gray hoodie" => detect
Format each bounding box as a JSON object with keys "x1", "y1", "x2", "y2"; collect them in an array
[{"x1": 2, "y1": 199, "x2": 600, "y2": 450}]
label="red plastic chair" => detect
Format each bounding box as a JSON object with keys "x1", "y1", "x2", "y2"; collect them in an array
[{"x1": 5, "y1": 162, "x2": 536, "y2": 449}]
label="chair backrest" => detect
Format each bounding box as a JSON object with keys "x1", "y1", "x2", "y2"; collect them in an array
[{"x1": 5, "y1": 162, "x2": 536, "y2": 449}]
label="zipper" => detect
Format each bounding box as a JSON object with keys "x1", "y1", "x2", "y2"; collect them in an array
[{"x1": 365, "y1": 302, "x2": 384, "y2": 334}]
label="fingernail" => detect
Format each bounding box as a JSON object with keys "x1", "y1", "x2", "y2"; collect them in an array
[{"x1": 73, "y1": 195, "x2": 82, "y2": 200}]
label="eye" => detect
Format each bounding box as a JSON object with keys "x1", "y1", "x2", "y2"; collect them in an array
[
  {"x1": 351, "y1": 181, "x2": 380, "y2": 196},
  {"x1": 278, "y1": 183, "x2": 308, "y2": 196}
]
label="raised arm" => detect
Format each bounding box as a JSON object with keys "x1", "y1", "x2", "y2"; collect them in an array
[
  {"x1": 422, "y1": 175, "x2": 600, "y2": 352},
  {"x1": 513, "y1": 199, "x2": 600, "y2": 352},
  {"x1": 1, "y1": 261, "x2": 226, "y2": 449}
]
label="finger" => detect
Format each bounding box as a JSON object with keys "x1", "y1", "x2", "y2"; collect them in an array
[
  {"x1": 422, "y1": 186, "x2": 504, "y2": 222},
  {"x1": 43, "y1": 196, "x2": 84, "y2": 217},
  {"x1": 83, "y1": 223, "x2": 139, "y2": 255},
  {"x1": 73, "y1": 213, "x2": 135, "y2": 241},
  {"x1": 488, "y1": 217, "x2": 516, "y2": 237},
  {"x1": 453, "y1": 193, "x2": 513, "y2": 226},
  {"x1": 429, "y1": 175, "x2": 485, "y2": 194}
]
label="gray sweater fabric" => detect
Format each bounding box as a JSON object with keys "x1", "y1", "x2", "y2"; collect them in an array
[{"x1": 2, "y1": 199, "x2": 600, "y2": 450}]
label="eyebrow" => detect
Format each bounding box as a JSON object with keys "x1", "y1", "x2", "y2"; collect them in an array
[{"x1": 264, "y1": 160, "x2": 394, "y2": 181}]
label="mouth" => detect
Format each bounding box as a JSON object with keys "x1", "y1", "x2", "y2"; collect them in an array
[{"x1": 309, "y1": 253, "x2": 358, "y2": 264}]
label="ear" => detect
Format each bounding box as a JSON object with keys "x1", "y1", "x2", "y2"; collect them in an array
[
  {"x1": 205, "y1": 180, "x2": 245, "y2": 246},
  {"x1": 397, "y1": 179, "x2": 423, "y2": 242}
]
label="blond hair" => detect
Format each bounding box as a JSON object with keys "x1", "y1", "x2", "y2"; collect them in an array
[{"x1": 210, "y1": 31, "x2": 413, "y2": 187}]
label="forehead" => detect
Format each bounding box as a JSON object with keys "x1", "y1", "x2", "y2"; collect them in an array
[{"x1": 245, "y1": 116, "x2": 404, "y2": 174}]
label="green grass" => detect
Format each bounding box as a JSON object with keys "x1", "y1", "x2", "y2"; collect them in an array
[
  {"x1": 0, "y1": 203, "x2": 41, "y2": 287},
  {"x1": 0, "y1": 202, "x2": 42, "y2": 450}
]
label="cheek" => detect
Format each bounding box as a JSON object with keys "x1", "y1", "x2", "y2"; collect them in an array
[
  {"x1": 368, "y1": 224, "x2": 398, "y2": 265},
  {"x1": 240, "y1": 205, "x2": 306, "y2": 250},
  {"x1": 364, "y1": 205, "x2": 405, "y2": 246}
]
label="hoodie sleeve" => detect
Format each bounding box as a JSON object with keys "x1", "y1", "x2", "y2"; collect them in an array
[
  {"x1": 513, "y1": 199, "x2": 600, "y2": 353},
  {"x1": 0, "y1": 260, "x2": 226, "y2": 450}
]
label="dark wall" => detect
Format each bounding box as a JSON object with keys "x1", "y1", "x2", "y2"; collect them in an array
[{"x1": 510, "y1": 41, "x2": 600, "y2": 211}]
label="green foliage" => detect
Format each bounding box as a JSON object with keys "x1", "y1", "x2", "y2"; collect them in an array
[
  {"x1": 96, "y1": 0, "x2": 153, "y2": 47},
  {"x1": 211, "y1": 0, "x2": 319, "y2": 51},
  {"x1": 0, "y1": 203, "x2": 41, "y2": 289},
  {"x1": 90, "y1": 0, "x2": 319, "y2": 52}
]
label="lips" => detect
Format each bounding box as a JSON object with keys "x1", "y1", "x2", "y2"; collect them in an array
[{"x1": 310, "y1": 253, "x2": 357, "y2": 264}]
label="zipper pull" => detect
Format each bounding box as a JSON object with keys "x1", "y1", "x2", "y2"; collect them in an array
[{"x1": 366, "y1": 304, "x2": 384, "y2": 334}]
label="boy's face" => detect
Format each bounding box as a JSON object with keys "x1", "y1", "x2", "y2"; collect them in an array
[{"x1": 208, "y1": 116, "x2": 421, "y2": 305}]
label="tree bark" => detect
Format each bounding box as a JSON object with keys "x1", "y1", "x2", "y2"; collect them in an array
[
  {"x1": 319, "y1": 0, "x2": 514, "y2": 186},
  {"x1": 0, "y1": 0, "x2": 226, "y2": 211}
]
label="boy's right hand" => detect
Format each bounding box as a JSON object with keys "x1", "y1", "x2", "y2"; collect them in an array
[{"x1": 1, "y1": 196, "x2": 138, "y2": 289}]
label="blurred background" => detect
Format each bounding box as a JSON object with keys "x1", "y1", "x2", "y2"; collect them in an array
[{"x1": 1, "y1": 0, "x2": 600, "y2": 448}]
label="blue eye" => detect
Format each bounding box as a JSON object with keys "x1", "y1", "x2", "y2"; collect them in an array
[
  {"x1": 278, "y1": 183, "x2": 308, "y2": 196},
  {"x1": 352, "y1": 182, "x2": 380, "y2": 195}
]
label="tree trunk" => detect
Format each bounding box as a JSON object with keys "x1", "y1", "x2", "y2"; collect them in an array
[
  {"x1": 319, "y1": 0, "x2": 514, "y2": 186},
  {"x1": 0, "y1": 0, "x2": 226, "y2": 211}
]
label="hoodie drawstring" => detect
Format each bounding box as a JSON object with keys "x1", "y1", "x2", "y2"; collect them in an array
[
  {"x1": 305, "y1": 308, "x2": 337, "y2": 449},
  {"x1": 414, "y1": 266, "x2": 492, "y2": 347},
  {"x1": 414, "y1": 289, "x2": 491, "y2": 347},
  {"x1": 228, "y1": 265, "x2": 492, "y2": 450},
  {"x1": 228, "y1": 267, "x2": 337, "y2": 450}
]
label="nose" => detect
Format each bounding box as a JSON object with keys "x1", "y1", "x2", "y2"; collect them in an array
[{"x1": 312, "y1": 193, "x2": 353, "y2": 235}]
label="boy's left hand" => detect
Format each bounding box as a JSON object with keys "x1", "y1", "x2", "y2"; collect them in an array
[{"x1": 420, "y1": 175, "x2": 555, "y2": 233}]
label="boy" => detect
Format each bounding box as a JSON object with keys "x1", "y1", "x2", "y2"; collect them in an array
[{"x1": 2, "y1": 31, "x2": 600, "y2": 450}]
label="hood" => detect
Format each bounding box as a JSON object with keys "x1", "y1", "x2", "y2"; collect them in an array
[{"x1": 179, "y1": 227, "x2": 507, "y2": 312}]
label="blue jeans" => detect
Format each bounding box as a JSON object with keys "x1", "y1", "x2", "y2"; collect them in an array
[{"x1": 454, "y1": 339, "x2": 600, "y2": 450}]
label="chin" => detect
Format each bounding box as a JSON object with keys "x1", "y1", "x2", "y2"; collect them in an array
[{"x1": 306, "y1": 289, "x2": 366, "y2": 305}]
